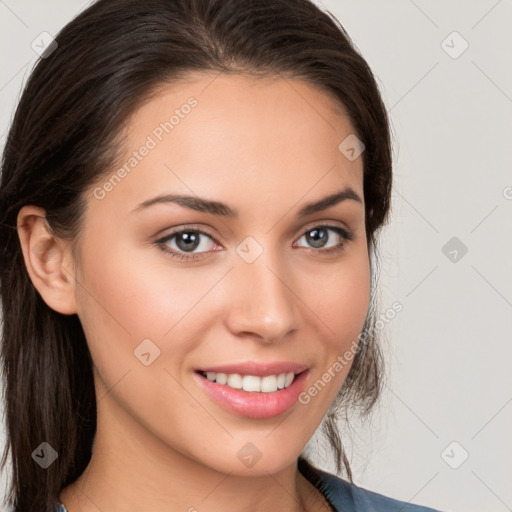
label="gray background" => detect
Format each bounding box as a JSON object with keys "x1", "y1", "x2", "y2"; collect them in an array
[{"x1": 1, "y1": 1, "x2": 511, "y2": 511}]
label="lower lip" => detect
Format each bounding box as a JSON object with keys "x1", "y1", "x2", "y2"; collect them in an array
[{"x1": 194, "y1": 370, "x2": 310, "y2": 419}]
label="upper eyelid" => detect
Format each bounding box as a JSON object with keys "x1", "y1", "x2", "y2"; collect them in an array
[{"x1": 156, "y1": 225, "x2": 220, "y2": 245}]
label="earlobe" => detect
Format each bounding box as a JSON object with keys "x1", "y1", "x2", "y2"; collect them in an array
[{"x1": 16, "y1": 205, "x2": 78, "y2": 315}]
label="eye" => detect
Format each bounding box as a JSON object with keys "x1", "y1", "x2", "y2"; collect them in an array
[
  {"x1": 294, "y1": 225, "x2": 354, "y2": 254},
  {"x1": 156, "y1": 228, "x2": 219, "y2": 261}
]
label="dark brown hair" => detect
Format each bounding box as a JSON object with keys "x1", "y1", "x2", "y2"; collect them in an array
[{"x1": 0, "y1": 0, "x2": 392, "y2": 510}]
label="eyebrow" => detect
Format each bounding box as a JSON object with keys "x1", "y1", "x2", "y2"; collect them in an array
[{"x1": 130, "y1": 187, "x2": 362, "y2": 217}]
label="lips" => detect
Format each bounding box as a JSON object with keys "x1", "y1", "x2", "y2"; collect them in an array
[{"x1": 194, "y1": 367, "x2": 310, "y2": 419}]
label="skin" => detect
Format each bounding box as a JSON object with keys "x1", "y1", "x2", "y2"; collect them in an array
[{"x1": 17, "y1": 72, "x2": 370, "y2": 512}]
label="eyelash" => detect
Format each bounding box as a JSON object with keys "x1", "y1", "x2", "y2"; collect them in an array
[{"x1": 155, "y1": 224, "x2": 355, "y2": 262}]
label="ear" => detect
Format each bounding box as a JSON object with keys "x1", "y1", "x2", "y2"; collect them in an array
[{"x1": 17, "y1": 205, "x2": 78, "y2": 315}]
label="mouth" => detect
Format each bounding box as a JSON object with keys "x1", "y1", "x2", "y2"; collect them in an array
[{"x1": 194, "y1": 368, "x2": 310, "y2": 419}]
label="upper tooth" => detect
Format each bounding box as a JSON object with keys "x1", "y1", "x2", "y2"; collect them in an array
[
  {"x1": 227, "y1": 373, "x2": 243, "y2": 389},
  {"x1": 204, "y1": 371, "x2": 296, "y2": 393},
  {"x1": 214, "y1": 372, "x2": 227, "y2": 385}
]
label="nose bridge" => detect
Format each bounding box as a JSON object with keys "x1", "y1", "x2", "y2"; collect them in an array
[{"x1": 225, "y1": 238, "x2": 298, "y2": 341}]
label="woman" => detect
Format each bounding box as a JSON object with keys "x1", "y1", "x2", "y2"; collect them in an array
[{"x1": 0, "y1": 0, "x2": 444, "y2": 511}]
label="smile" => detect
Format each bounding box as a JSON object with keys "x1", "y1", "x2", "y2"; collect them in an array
[{"x1": 194, "y1": 369, "x2": 310, "y2": 419}]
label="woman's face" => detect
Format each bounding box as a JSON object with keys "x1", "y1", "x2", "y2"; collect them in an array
[{"x1": 71, "y1": 72, "x2": 370, "y2": 476}]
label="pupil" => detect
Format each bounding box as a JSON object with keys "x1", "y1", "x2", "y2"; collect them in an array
[{"x1": 306, "y1": 228, "x2": 327, "y2": 248}]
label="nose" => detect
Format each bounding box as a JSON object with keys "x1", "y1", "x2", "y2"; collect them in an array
[{"x1": 223, "y1": 248, "x2": 299, "y2": 343}]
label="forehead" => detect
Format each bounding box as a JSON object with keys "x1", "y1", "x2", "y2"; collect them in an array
[{"x1": 90, "y1": 71, "x2": 364, "y2": 220}]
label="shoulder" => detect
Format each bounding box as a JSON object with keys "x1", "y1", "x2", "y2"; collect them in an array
[{"x1": 298, "y1": 457, "x2": 444, "y2": 512}]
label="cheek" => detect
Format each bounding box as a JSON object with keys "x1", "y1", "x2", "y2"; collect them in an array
[
  {"x1": 294, "y1": 254, "x2": 370, "y2": 426},
  {"x1": 77, "y1": 237, "x2": 183, "y2": 333},
  {"x1": 73, "y1": 237, "x2": 220, "y2": 375},
  {"x1": 301, "y1": 251, "x2": 370, "y2": 393},
  {"x1": 306, "y1": 253, "x2": 371, "y2": 345},
  {"x1": 72, "y1": 235, "x2": 163, "y2": 382}
]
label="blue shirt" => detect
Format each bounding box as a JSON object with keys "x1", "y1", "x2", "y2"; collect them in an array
[
  {"x1": 297, "y1": 456, "x2": 443, "y2": 511},
  {"x1": 54, "y1": 456, "x2": 443, "y2": 511}
]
